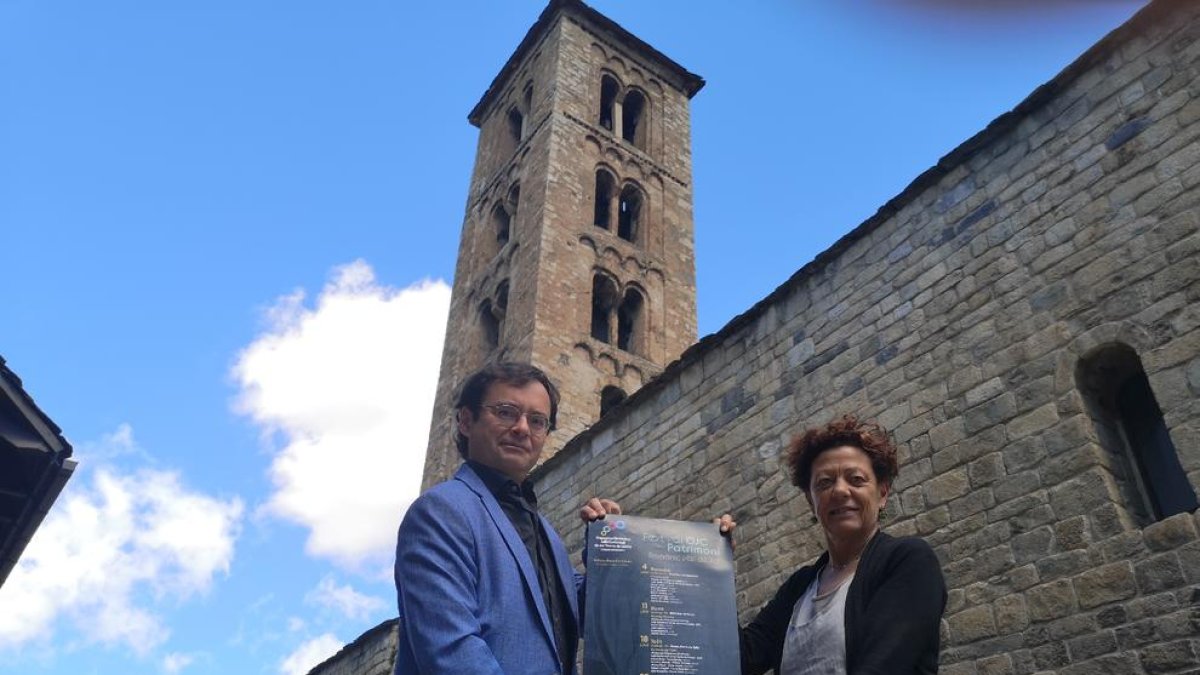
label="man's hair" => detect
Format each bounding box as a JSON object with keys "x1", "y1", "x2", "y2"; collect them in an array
[
  {"x1": 786, "y1": 414, "x2": 899, "y2": 491},
  {"x1": 453, "y1": 362, "x2": 560, "y2": 458}
]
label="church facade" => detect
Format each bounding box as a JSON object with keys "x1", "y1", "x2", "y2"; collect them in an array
[{"x1": 316, "y1": 0, "x2": 1200, "y2": 673}]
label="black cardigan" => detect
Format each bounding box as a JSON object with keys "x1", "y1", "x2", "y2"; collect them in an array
[{"x1": 740, "y1": 532, "x2": 947, "y2": 674}]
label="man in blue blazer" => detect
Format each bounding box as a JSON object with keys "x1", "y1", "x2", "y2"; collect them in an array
[{"x1": 393, "y1": 362, "x2": 619, "y2": 674}]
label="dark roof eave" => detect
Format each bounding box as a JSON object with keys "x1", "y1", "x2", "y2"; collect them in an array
[
  {"x1": 467, "y1": 0, "x2": 704, "y2": 127},
  {"x1": 0, "y1": 457, "x2": 76, "y2": 589},
  {"x1": 0, "y1": 357, "x2": 72, "y2": 457}
]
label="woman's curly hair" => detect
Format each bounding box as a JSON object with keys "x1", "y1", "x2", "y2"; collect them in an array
[{"x1": 786, "y1": 414, "x2": 899, "y2": 490}]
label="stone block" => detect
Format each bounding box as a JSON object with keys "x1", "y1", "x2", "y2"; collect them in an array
[
  {"x1": 1179, "y1": 540, "x2": 1200, "y2": 584},
  {"x1": 976, "y1": 653, "x2": 1013, "y2": 675},
  {"x1": 965, "y1": 393, "x2": 1019, "y2": 433},
  {"x1": 950, "y1": 489, "x2": 997, "y2": 522},
  {"x1": 968, "y1": 453, "x2": 1006, "y2": 488},
  {"x1": 1134, "y1": 553, "x2": 1186, "y2": 594},
  {"x1": 1115, "y1": 617, "x2": 1160, "y2": 649},
  {"x1": 930, "y1": 417, "x2": 968, "y2": 450},
  {"x1": 1142, "y1": 512, "x2": 1198, "y2": 551},
  {"x1": 1074, "y1": 561, "x2": 1137, "y2": 609},
  {"x1": 926, "y1": 467, "x2": 972, "y2": 506},
  {"x1": 994, "y1": 594, "x2": 1030, "y2": 635},
  {"x1": 1137, "y1": 640, "x2": 1198, "y2": 672},
  {"x1": 1059, "y1": 652, "x2": 1140, "y2": 675},
  {"x1": 1054, "y1": 516, "x2": 1092, "y2": 551},
  {"x1": 1036, "y1": 549, "x2": 1094, "y2": 582},
  {"x1": 1067, "y1": 630, "x2": 1118, "y2": 662},
  {"x1": 1048, "y1": 469, "x2": 1110, "y2": 518},
  {"x1": 1013, "y1": 526, "x2": 1056, "y2": 564},
  {"x1": 1006, "y1": 403, "x2": 1060, "y2": 441},
  {"x1": 1031, "y1": 640, "x2": 1070, "y2": 670},
  {"x1": 993, "y1": 471, "x2": 1042, "y2": 505},
  {"x1": 948, "y1": 604, "x2": 999, "y2": 645},
  {"x1": 1026, "y1": 579, "x2": 1079, "y2": 622}
]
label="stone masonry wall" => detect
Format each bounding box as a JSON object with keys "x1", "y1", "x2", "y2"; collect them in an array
[
  {"x1": 309, "y1": 620, "x2": 397, "y2": 675},
  {"x1": 533, "y1": 2, "x2": 1200, "y2": 673}
]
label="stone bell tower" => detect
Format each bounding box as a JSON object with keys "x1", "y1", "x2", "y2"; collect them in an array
[{"x1": 421, "y1": 0, "x2": 703, "y2": 489}]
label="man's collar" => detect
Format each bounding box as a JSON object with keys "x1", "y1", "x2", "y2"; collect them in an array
[
  {"x1": 467, "y1": 460, "x2": 521, "y2": 489},
  {"x1": 467, "y1": 460, "x2": 537, "y2": 502}
]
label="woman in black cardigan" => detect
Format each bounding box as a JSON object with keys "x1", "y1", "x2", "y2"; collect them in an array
[{"x1": 740, "y1": 416, "x2": 947, "y2": 674}]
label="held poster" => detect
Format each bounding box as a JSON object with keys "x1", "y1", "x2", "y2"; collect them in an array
[{"x1": 583, "y1": 515, "x2": 739, "y2": 675}]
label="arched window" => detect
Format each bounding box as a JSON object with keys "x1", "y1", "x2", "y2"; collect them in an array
[
  {"x1": 618, "y1": 185, "x2": 642, "y2": 243},
  {"x1": 1077, "y1": 343, "x2": 1197, "y2": 525},
  {"x1": 617, "y1": 288, "x2": 644, "y2": 354},
  {"x1": 507, "y1": 184, "x2": 521, "y2": 221},
  {"x1": 599, "y1": 75, "x2": 619, "y2": 131},
  {"x1": 491, "y1": 204, "x2": 511, "y2": 249},
  {"x1": 507, "y1": 107, "x2": 524, "y2": 145},
  {"x1": 523, "y1": 83, "x2": 533, "y2": 116},
  {"x1": 495, "y1": 280, "x2": 509, "y2": 315},
  {"x1": 594, "y1": 169, "x2": 615, "y2": 230},
  {"x1": 600, "y1": 386, "x2": 627, "y2": 417},
  {"x1": 622, "y1": 89, "x2": 646, "y2": 148},
  {"x1": 480, "y1": 300, "x2": 500, "y2": 352},
  {"x1": 591, "y1": 274, "x2": 619, "y2": 343}
]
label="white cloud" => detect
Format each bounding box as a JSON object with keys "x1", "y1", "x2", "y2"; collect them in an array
[
  {"x1": 0, "y1": 427, "x2": 244, "y2": 655},
  {"x1": 162, "y1": 652, "x2": 196, "y2": 674},
  {"x1": 305, "y1": 575, "x2": 387, "y2": 621},
  {"x1": 279, "y1": 633, "x2": 343, "y2": 675},
  {"x1": 231, "y1": 260, "x2": 449, "y2": 570}
]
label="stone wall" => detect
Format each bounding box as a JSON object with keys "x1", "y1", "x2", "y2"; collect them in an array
[
  {"x1": 309, "y1": 620, "x2": 397, "y2": 675},
  {"x1": 532, "y1": 1, "x2": 1200, "y2": 673}
]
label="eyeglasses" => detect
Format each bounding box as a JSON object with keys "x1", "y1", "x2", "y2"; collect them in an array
[{"x1": 481, "y1": 403, "x2": 552, "y2": 436}]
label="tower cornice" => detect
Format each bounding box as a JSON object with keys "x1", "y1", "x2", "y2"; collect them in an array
[{"x1": 467, "y1": 0, "x2": 704, "y2": 127}]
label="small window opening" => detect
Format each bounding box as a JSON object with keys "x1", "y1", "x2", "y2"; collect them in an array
[
  {"x1": 1077, "y1": 343, "x2": 1198, "y2": 524},
  {"x1": 594, "y1": 170, "x2": 614, "y2": 230},
  {"x1": 507, "y1": 108, "x2": 524, "y2": 145},
  {"x1": 508, "y1": 184, "x2": 520, "y2": 220},
  {"x1": 480, "y1": 301, "x2": 500, "y2": 351},
  {"x1": 599, "y1": 75, "x2": 619, "y2": 131},
  {"x1": 617, "y1": 289, "x2": 644, "y2": 354},
  {"x1": 591, "y1": 274, "x2": 618, "y2": 343},
  {"x1": 523, "y1": 84, "x2": 533, "y2": 115},
  {"x1": 491, "y1": 204, "x2": 510, "y2": 248},
  {"x1": 618, "y1": 186, "x2": 641, "y2": 243},
  {"x1": 495, "y1": 280, "x2": 509, "y2": 313},
  {"x1": 622, "y1": 90, "x2": 646, "y2": 148},
  {"x1": 600, "y1": 386, "x2": 627, "y2": 417}
]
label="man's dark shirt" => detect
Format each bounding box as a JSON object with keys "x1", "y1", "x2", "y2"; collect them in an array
[{"x1": 468, "y1": 461, "x2": 576, "y2": 674}]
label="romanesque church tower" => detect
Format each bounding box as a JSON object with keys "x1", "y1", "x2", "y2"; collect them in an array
[{"x1": 421, "y1": 0, "x2": 703, "y2": 489}]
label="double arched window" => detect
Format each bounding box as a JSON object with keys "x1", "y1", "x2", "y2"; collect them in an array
[
  {"x1": 597, "y1": 73, "x2": 648, "y2": 151},
  {"x1": 483, "y1": 182, "x2": 520, "y2": 262},
  {"x1": 593, "y1": 168, "x2": 645, "y2": 245},
  {"x1": 480, "y1": 281, "x2": 509, "y2": 353},
  {"x1": 590, "y1": 272, "x2": 646, "y2": 355}
]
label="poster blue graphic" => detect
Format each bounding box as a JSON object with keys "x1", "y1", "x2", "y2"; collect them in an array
[{"x1": 584, "y1": 515, "x2": 739, "y2": 674}]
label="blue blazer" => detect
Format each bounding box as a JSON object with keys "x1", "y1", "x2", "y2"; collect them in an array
[{"x1": 393, "y1": 463, "x2": 583, "y2": 674}]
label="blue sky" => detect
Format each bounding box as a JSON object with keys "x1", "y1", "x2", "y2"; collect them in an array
[{"x1": 1, "y1": 1, "x2": 1147, "y2": 673}]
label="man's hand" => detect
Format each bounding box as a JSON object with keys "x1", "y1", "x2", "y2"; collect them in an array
[
  {"x1": 713, "y1": 513, "x2": 737, "y2": 550},
  {"x1": 579, "y1": 497, "x2": 622, "y2": 523}
]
